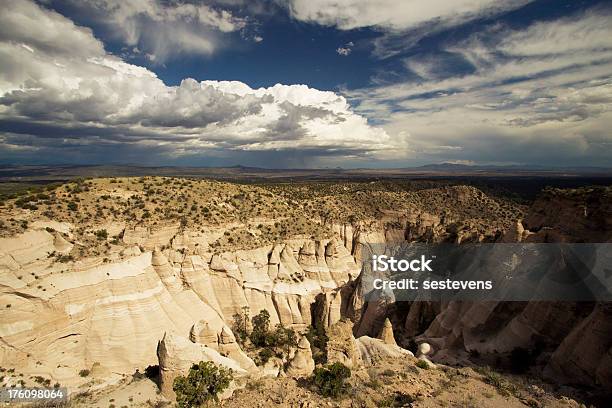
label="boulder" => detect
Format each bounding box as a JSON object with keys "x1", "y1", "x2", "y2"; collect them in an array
[
  {"x1": 416, "y1": 342, "x2": 436, "y2": 368},
  {"x1": 416, "y1": 342, "x2": 431, "y2": 358}
]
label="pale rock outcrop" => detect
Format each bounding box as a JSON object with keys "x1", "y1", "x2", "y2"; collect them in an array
[
  {"x1": 30, "y1": 220, "x2": 72, "y2": 236},
  {"x1": 354, "y1": 294, "x2": 393, "y2": 338},
  {"x1": 189, "y1": 320, "x2": 218, "y2": 348},
  {"x1": 278, "y1": 245, "x2": 303, "y2": 281},
  {"x1": 326, "y1": 320, "x2": 362, "y2": 368},
  {"x1": 416, "y1": 342, "x2": 436, "y2": 368},
  {"x1": 313, "y1": 290, "x2": 343, "y2": 329},
  {"x1": 331, "y1": 223, "x2": 355, "y2": 255},
  {"x1": 286, "y1": 336, "x2": 315, "y2": 378},
  {"x1": 151, "y1": 248, "x2": 183, "y2": 293},
  {"x1": 121, "y1": 245, "x2": 142, "y2": 257},
  {"x1": 267, "y1": 244, "x2": 282, "y2": 280},
  {"x1": 0, "y1": 237, "x2": 230, "y2": 388},
  {"x1": 171, "y1": 231, "x2": 210, "y2": 252},
  {"x1": 123, "y1": 223, "x2": 180, "y2": 250},
  {"x1": 218, "y1": 326, "x2": 258, "y2": 374},
  {"x1": 218, "y1": 325, "x2": 235, "y2": 345},
  {"x1": 52, "y1": 232, "x2": 73, "y2": 253},
  {"x1": 325, "y1": 239, "x2": 359, "y2": 284},
  {"x1": 261, "y1": 357, "x2": 283, "y2": 378},
  {"x1": 157, "y1": 332, "x2": 247, "y2": 400},
  {"x1": 0, "y1": 230, "x2": 57, "y2": 266},
  {"x1": 378, "y1": 318, "x2": 396, "y2": 345},
  {"x1": 499, "y1": 220, "x2": 532, "y2": 243},
  {"x1": 356, "y1": 336, "x2": 413, "y2": 366},
  {"x1": 298, "y1": 241, "x2": 318, "y2": 273}
]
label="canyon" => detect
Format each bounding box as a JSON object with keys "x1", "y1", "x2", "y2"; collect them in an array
[{"x1": 0, "y1": 178, "x2": 610, "y2": 406}]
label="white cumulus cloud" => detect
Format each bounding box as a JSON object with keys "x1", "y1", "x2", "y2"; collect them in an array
[
  {"x1": 45, "y1": 0, "x2": 249, "y2": 63},
  {"x1": 344, "y1": 9, "x2": 612, "y2": 166},
  {"x1": 284, "y1": 0, "x2": 533, "y2": 59},
  {"x1": 286, "y1": 0, "x2": 530, "y2": 30},
  {"x1": 0, "y1": 0, "x2": 397, "y2": 166}
]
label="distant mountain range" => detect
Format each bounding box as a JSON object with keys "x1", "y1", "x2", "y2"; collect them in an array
[
  {"x1": 416, "y1": 162, "x2": 612, "y2": 173},
  {"x1": 0, "y1": 163, "x2": 611, "y2": 183}
]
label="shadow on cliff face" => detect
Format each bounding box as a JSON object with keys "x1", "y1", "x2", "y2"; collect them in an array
[{"x1": 344, "y1": 186, "x2": 612, "y2": 405}]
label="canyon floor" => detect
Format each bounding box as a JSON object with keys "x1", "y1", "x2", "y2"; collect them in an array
[
  {"x1": 0, "y1": 175, "x2": 610, "y2": 407},
  {"x1": 73, "y1": 354, "x2": 589, "y2": 408}
]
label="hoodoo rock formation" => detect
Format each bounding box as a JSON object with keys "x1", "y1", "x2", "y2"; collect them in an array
[
  {"x1": 359, "y1": 187, "x2": 612, "y2": 390},
  {"x1": 326, "y1": 320, "x2": 363, "y2": 369},
  {"x1": 1, "y1": 178, "x2": 610, "y2": 403},
  {"x1": 285, "y1": 336, "x2": 315, "y2": 378},
  {"x1": 157, "y1": 332, "x2": 249, "y2": 399},
  {"x1": 378, "y1": 318, "x2": 396, "y2": 345},
  {"x1": 0, "y1": 228, "x2": 358, "y2": 388}
]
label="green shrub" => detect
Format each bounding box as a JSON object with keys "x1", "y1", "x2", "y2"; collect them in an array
[
  {"x1": 391, "y1": 392, "x2": 416, "y2": 406},
  {"x1": 95, "y1": 229, "x2": 108, "y2": 240},
  {"x1": 173, "y1": 361, "x2": 233, "y2": 407},
  {"x1": 247, "y1": 309, "x2": 298, "y2": 359},
  {"x1": 415, "y1": 360, "x2": 429, "y2": 369},
  {"x1": 231, "y1": 307, "x2": 249, "y2": 345},
  {"x1": 256, "y1": 348, "x2": 274, "y2": 365},
  {"x1": 305, "y1": 324, "x2": 328, "y2": 364},
  {"x1": 269, "y1": 324, "x2": 297, "y2": 354},
  {"x1": 313, "y1": 362, "x2": 351, "y2": 398},
  {"x1": 250, "y1": 309, "x2": 271, "y2": 347}
]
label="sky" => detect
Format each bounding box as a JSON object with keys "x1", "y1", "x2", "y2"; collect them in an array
[{"x1": 0, "y1": 0, "x2": 611, "y2": 168}]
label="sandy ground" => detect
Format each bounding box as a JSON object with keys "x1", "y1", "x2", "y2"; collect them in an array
[{"x1": 69, "y1": 376, "x2": 168, "y2": 408}]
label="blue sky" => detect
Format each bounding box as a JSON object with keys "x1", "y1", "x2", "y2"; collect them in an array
[
  {"x1": 0, "y1": 0, "x2": 611, "y2": 167},
  {"x1": 53, "y1": 0, "x2": 604, "y2": 90}
]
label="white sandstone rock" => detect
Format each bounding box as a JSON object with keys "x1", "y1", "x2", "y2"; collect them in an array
[{"x1": 286, "y1": 336, "x2": 315, "y2": 378}]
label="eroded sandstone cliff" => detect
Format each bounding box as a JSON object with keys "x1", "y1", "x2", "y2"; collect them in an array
[
  {"x1": 353, "y1": 187, "x2": 612, "y2": 390},
  {"x1": 0, "y1": 225, "x2": 358, "y2": 389},
  {"x1": 1, "y1": 178, "x2": 608, "y2": 401}
]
